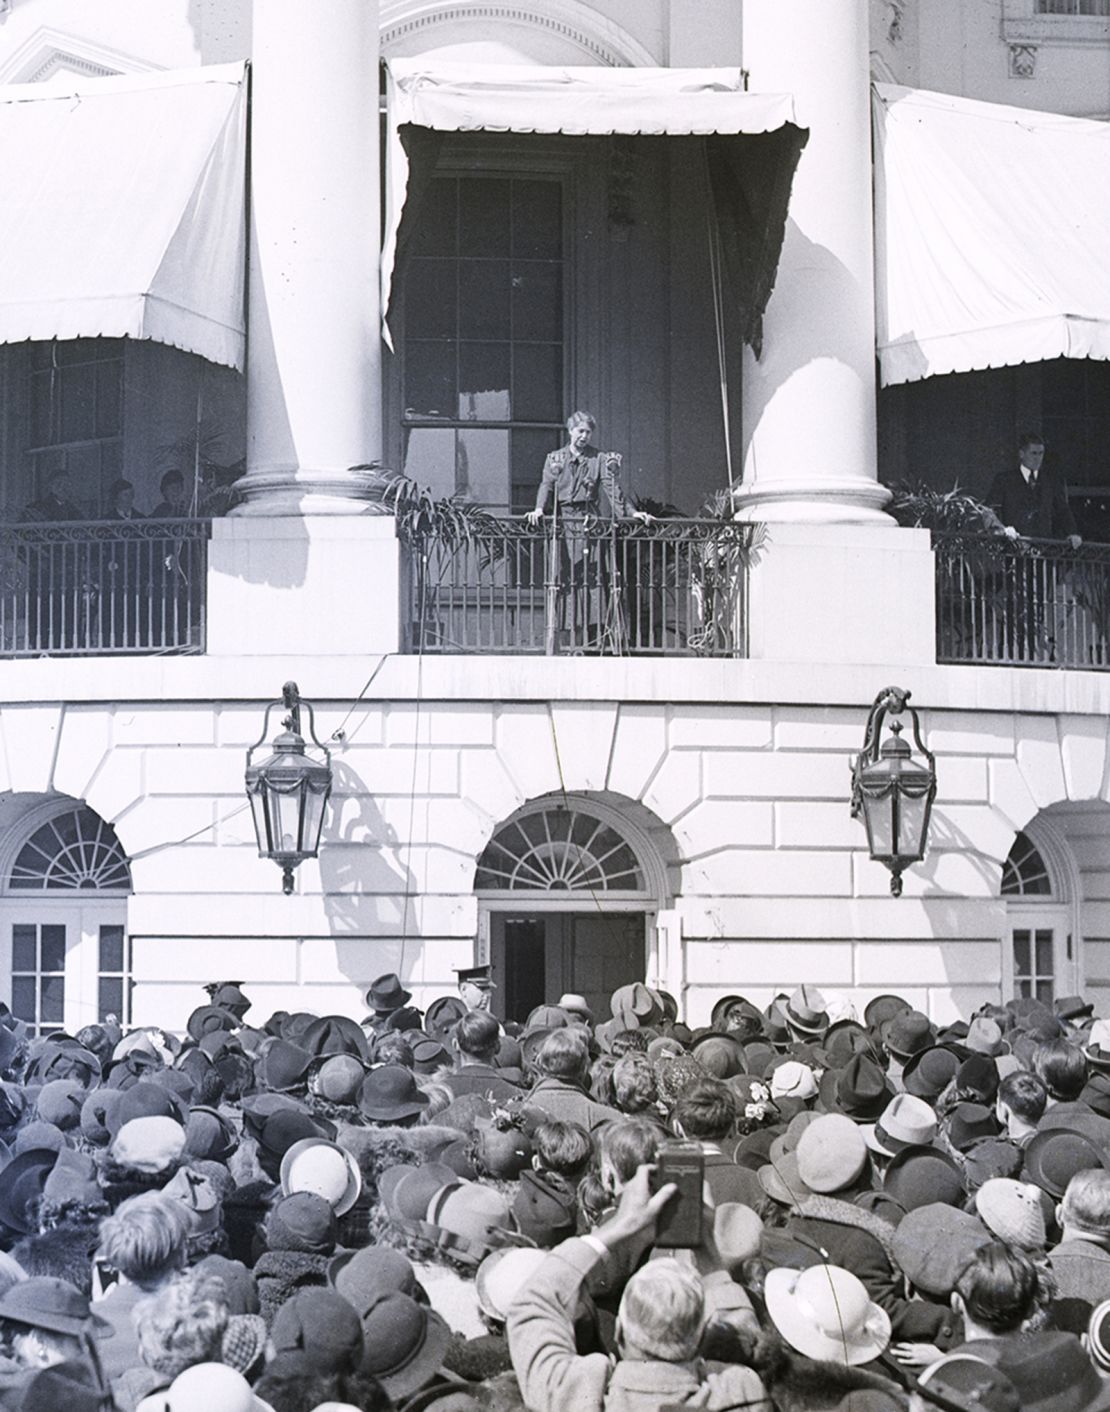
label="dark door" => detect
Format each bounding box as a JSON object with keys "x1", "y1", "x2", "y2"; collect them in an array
[{"x1": 491, "y1": 911, "x2": 645, "y2": 1023}]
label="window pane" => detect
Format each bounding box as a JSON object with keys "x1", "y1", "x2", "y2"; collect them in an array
[
  {"x1": 459, "y1": 343, "x2": 511, "y2": 421},
  {"x1": 459, "y1": 180, "x2": 510, "y2": 257},
  {"x1": 513, "y1": 181, "x2": 562, "y2": 259},
  {"x1": 1035, "y1": 930, "x2": 1054, "y2": 975},
  {"x1": 99, "y1": 977, "x2": 123, "y2": 1021},
  {"x1": 407, "y1": 178, "x2": 457, "y2": 258},
  {"x1": 60, "y1": 362, "x2": 96, "y2": 443},
  {"x1": 11, "y1": 977, "x2": 36, "y2": 1024},
  {"x1": 1013, "y1": 931, "x2": 1031, "y2": 974},
  {"x1": 1036, "y1": 978, "x2": 1054, "y2": 1004},
  {"x1": 456, "y1": 428, "x2": 512, "y2": 506},
  {"x1": 405, "y1": 342, "x2": 457, "y2": 419},
  {"x1": 458, "y1": 260, "x2": 511, "y2": 341},
  {"x1": 40, "y1": 925, "x2": 66, "y2": 974},
  {"x1": 31, "y1": 372, "x2": 53, "y2": 446},
  {"x1": 406, "y1": 259, "x2": 457, "y2": 340},
  {"x1": 41, "y1": 976, "x2": 64, "y2": 1024},
  {"x1": 513, "y1": 264, "x2": 562, "y2": 342},
  {"x1": 512, "y1": 343, "x2": 562, "y2": 423},
  {"x1": 402, "y1": 427, "x2": 458, "y2": 500},
  {"x1": 96, "y1": 359, "x2": 122, "y2": 438},
  {"x1": 12, "y1": 925, "x2": 36, "y2": 973},
  {"x1": 99, "y1": 924, "x2": 124, "y2": 972},
  {"x1": 511, "y1": 428, "x2": 563, "y2": 512}
]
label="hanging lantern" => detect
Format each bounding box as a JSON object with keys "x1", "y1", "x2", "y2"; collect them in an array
[
  {"x1": 245, "y1": 682, "x2": 332, "y2": 895},
  {"x1": 850, "y1": 686, "x2": 937, "y2": 898}
]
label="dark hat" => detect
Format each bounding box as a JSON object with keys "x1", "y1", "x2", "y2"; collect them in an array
[
  {"x1": 884, "y1": 1145, "x2": 965, "y2": 1212},
  {"x1": 864, "y1": 994, "x2": 912, "y2": 1030},
  {"x1": 455, "y1": 965, "x2": 495, "y2": 990},
  {"x1": 883, "y1": 1010, "x2": 935, "y2": 1062},
  {"x1": 308, "y1": 1053, "x2": 367, "y2": 1104},
  {"x1": 0, "y1": 1149, "x2": 61, "y2": 1233},
  {"x1": 380, "y1": 1163, "x2": 458, "y2": 1224},
  {"x1": 915, "y1": 1355, "x2": 1021, "y2": 1412},
  {"x1": 733, "y1": 1128, "x2": 779, "y2": 1172},
  {"x1": 891, "y1": 1204, "x2": 992, "y2": 1297},
  {"x1": 18, "y1": 1359, "x2": 110, "y2": 1412},
  {"x1": 711, "y1": 996, "x2": 764, "y2": 1040},
  {"x1": 209, "y1": 982, "x2": 251, "y2": 1016},
  {"x1": 411, "y1": 1037, "x2": 450, "y2": 1076},
  {"x1": 945, "y1": 1102, "x2": 1001, "y2": 1152},
  {"x1": 822, "y1": 1020, "x2": 876, "y2": 1066},
  {"x1": 266, "y1": 1191, "x2": 338, "y2": 1255},
  {"x1": 281, "y1": 1012, "x2": 320, "y2": 1045},
  {"x1": 79, "y1": 1087, "x2": 122, "y2": 1147},
  {"x1": 240, "y1": 1091, "x2": 308, "y2": 1141},
  {"x1": 328, "y1": 1245, "x2": 421, "y2": 1316},
  {"x1": 14, "y1": 1122, "x2": 68, "y2": 1157},
  {"x1": 271, "y1": 1288, "x2": 364, "y2": 1373},
  {"x1": 763, "y1": 998, "x2": 790, "y2": 1047},
  {"x1": 257, "y1": 1110, "x2": 337, "y2": 1172},
  {"x1": 996, "y1": 1330, "x2": 1110, "y2": 1412},
  {"x1": 34, "y1": 1080, "x2": 85, "y2": 1131},
  {"x1": 366, "y1": 973, "x2": 412, "y2": 1012},
  {"x1": 961, "y1": 1138, "x2": 1025, "y2": 1192},
  {"x1": 184, "y1": 1106, "x2": 237, "y2": 1163},
  {"x1": 425, "y1": 996, "x2": 469, "y2": 1044},
  {"x1": 186, "y1": 1005, "x2": 239, "y2": 1043},
  {"x1": 0, "y1": 1277, "x2": 112, "y2": 1338},
  {"x1": 784, "y1": 986, "x2": 829, "y2": 1036},
  {"x1": 474, "y1": 1120, "x2": 531, "y2": 1181},
  {"x1": 956, "y1": 1053, "x2": 999, "y2": 1105},
  {"x1": 1025, "y1": 1127, "x2": 1110, "y2": 1199},
  {"x1": 385, "y1": 1006, "x2": 424, "y2": 1034},
  {"x1": 257, "y1": 1039, "x2": 314, "y2": 1093},
  {"x1": 1081, "y1": 1072, "x2": 1110, "y2": 1120},
  {"x1": 817, "y1": 1054, "x2": 893, "y2": 1123},
  {"x1": 107, "y1": 1080, "x2": 186, "y2": 1137},
  {"x1": 1056, "y1": 996, "x2": 1095, "y2": 1023},
  {"x1": 27, "y1": 1043, "x2": 101, "y2": 1090},
  {"x1": 691, "y1": 1034, "x2": 745, "y2": 1080},
  {"x1": 526, "y1": 1005, "x2": 571, "y2": 1032},
  {"x1": 301, "y1": 1015, "x2": 370, "y2": 1061},
  {"x1": 360, "y1": 1293, "x2": 452, "y2": 1400},
  {"x1": 195, "y1": 1254, "x2": 260, "y2": 1316},
  {"x1": 741, "y1": 1041, "x2": 775, "y2": 1077},
  {"x1": 902, "y1": 1045, "x2": 961, "y2": 1101},
  {"x1": 359, "y1": 1064, "x2": 429, "y2": 1123},
  {"x1": 163, "y1": 1166, "x2": 221, "y2": 1236},
  {"x1": 511, "y1": 1170, "x2": 576, "y2": 1247}
]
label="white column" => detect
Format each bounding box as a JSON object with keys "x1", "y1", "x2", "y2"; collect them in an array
[
  {"x1": 235, "y1": 0, "x2": 382, "y2": 515},
  {"x1": 734, "y1": 0, "x2": 890, "y2": 523}
]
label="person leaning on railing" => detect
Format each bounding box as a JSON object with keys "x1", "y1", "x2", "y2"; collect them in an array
[{"x1": 987, "y1": 432, "x2": 1082, "y2": 550}]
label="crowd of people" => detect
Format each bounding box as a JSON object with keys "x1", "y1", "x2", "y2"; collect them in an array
[{"x1": 0, "y1": 973, "x2": 1108, "y2": 1411}]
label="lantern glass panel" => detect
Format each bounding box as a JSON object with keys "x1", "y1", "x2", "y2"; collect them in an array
[
  {"x1": 896, "y1": 787, "x2": 930, "y2": 864},
  {"x1": 301, "y1": 787, "x2": 328, "y2": 855},
  {"x1": 864, "y1": 791, "x2": 894, "y2": 859},
  {"x1": 248, "y1": 788, "x2": 272, "y2": 852},
  {"x1": 271, "y1": 787, "x2": 306, "y2": 856}
]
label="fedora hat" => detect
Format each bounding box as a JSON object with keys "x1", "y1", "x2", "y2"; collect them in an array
[
  {"x1": 818, "y1": 1054, "x2": 893, "y2": 1123},
  {"x1": 610, "y1": 984, "x2": 659, "y2": 1023},
  {"x1": 784, "y1": 986, "x2": 829, "y2": 1036},
  {"x1": 882, "y1": 1010, "x2": 935, "y2": 1062},
  {"x1": 864, "y1": 994, "x2": 912, "y2": 1030},
  {"x1": 280, "y1": 1136, "x2": 362, "y2": 1216},
  {"x1": 0, "y1": 1277, "x2": 112, "y2": 1339},
  {"x1": 997, "y1": 1330, "x2": 1110, "y2": 1412},
  {"x1": 883, "y1": 1145, "x2": 965, "y2": 1212},
  {"x1": 301, "y1": 1016, "x2": 370, "y2": 1062},
  {"x1": 360, "y1": 1294, "x2": 452, "y2": 1400},
  {"x1": 380, "y1": 1163, "x2": 458, "y2": 1224},
  {"x1": 945, "y1": 1102, "x2": 1001, "y2": 1153},
  {"x1": 764, "y1": 1264, "x2": 890, "y2": 1366},
  {"x1": 1081, "y1": 1072, "x2": 1110, "y2": 1120},
  {"x1": 915, "y1": 1355, "x2": 1021, "y2": 1412},
  {"x1": 1025, "y1": 1126, "x2": 1109, "y2": 1199},
  {"x1": 758, "y1": 1151, "x2": 815, "y2": 1207},
  {"x1": 795, "y1": 1114, "x2": 868, "y2": 1194},
  {"x1": 965, "y1": 1017, "x2": 1006, "y2": 1057},
  {"x1": 863, "y1": 1093, "x2": 938, "y2": 1156},
  {"x1": 358, "y1": 1065, "x2": 429, "y2": 1123},
  {"x1": 328, "y1": 1245, "x2": 422, "y2": 1316},
  {"x1": 366, "y1": 973, "x2": 412, "y2": 1013},
  {"x1": 257, "y1": 1039, "x2": 313, "y2": 1093},
  {"x1": 186, "y1": 1006, "x2": 239, "y2": 1043},
  {"x1": 823, "y1": 1020, "x2": 876, "y2": 1066},
  {"x1": 901, "y1": 1045, "x2": 961, "y2": 1102}
]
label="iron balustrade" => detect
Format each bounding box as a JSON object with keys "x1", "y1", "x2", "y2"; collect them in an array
[
  {"x1": 402, "y1": 516, "x2": 751, "y2": 656},
  {"x1": 934, "y1": 533, "x2": 1110, "y2": 670},
  {"x1": 0, "y1": 518, "x2": 210, "y2": 657}
]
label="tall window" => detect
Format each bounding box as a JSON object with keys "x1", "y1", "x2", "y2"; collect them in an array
[
  {"x1": 28, "y1": 338, "x2": 123, "y2": 514},
  {"x1": 1040, "y1": 360, "x2": 1110, "y2": 541},
  {"x1": 402, "y1": 176, "x2": 566, "y2": 512}
]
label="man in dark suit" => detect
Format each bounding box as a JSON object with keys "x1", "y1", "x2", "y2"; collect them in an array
[
  {"x1": 987, "y1": 433, "x2": 1082, "y2": 661},
  {"x1": 988, "y1": 433, "x2": 1081, "y2": 548}
]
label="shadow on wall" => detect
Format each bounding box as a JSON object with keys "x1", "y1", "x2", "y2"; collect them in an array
[{"x1": 186, "y1": 0, "x2": 252, "y2": 64}]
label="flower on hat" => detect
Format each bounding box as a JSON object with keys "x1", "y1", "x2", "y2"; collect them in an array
[{"x1": 975, "y1": 1179, "x2": 1046, "y2": 1251}]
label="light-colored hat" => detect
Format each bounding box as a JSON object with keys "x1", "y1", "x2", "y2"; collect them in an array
[
  {"x1": 475, "y1": 1247, "x2": 548, "y2": 1323},
  {"x1": 862, "y1": 1093, "x2": 938, "y2": 1156},
  {"x1": 965, "y1": 1017, "x2": 1005, "y2": 1057},
  {"x1": 785, "y1": 986, "x2": 829, "y2": 1035},
  {"x1": 974, "y1": 1178, "x2": 1046, "y2": 1251},
  {"x1": 770, "y1": 1060, "x2": 819, "y2": 1102},
  {"x1": 280, "y1": 1137, "x2": 362, "y2": 1217},
  {"x1": 796, "y1": 1114, "x2": 867, "y2": 1193},
  {"x1": 764, "y1": 1264, "x2": 891, "y2": 1366}
]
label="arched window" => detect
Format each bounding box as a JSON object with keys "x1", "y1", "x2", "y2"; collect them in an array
[
  {"x1": 10, "y1": 806, "x2": 131, "y2": 892},
  {"x1": 476, "y1": 804, "x2": 647, "y2": 892},
  {"x1": 1001, "y1": 831, "x2": 1052, "y2": 897}
]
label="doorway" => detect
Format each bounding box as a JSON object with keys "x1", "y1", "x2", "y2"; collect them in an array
[{"x1": 490, "y1": 911, "x2": 646, "y2": 1024}]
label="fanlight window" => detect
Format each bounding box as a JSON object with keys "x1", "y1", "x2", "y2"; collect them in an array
[
  {"x1": 476, "y1": 807, "x2": 646, "y2": 892},
  {"x1": 10, "y1": 807, "x2": 131, "y2": 892},
  {"x1": 1001, "y1": 831, "x2": 1052, "y2": 897}
]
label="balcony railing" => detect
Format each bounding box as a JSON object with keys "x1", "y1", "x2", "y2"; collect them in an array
[
  {"x1": 0, "y1": 518, "x2": 209, "y2": 657},
  {"x1": 935, "y1": 533, "x2": 1110, "y2": 670},
  {"x1": 402, "y1": 516, "x2": 752, "y2": 656}
]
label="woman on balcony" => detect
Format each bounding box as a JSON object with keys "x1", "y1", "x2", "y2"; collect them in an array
[{"x1": 525, "y1": 411, "x2": 652, "y2": 653}]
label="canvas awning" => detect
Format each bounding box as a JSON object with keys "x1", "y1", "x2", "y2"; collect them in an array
[
  {"x1": 874, "y1": 83, "x2": 1110, "y2": 387},
  {"x1": 0, "y1": 62, "x2": 247, "y2": 371},
  {"x1": 383, "y1": 60, "x2": 808, "y2": 354}
]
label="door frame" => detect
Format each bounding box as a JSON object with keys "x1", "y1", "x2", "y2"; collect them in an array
[
  {"x1": 1003, "y1": 901, "x2": 1075, "y2": 1004},
  {"x1": 0, "y1": 897, "x2": 128, "y2": 1034}
]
